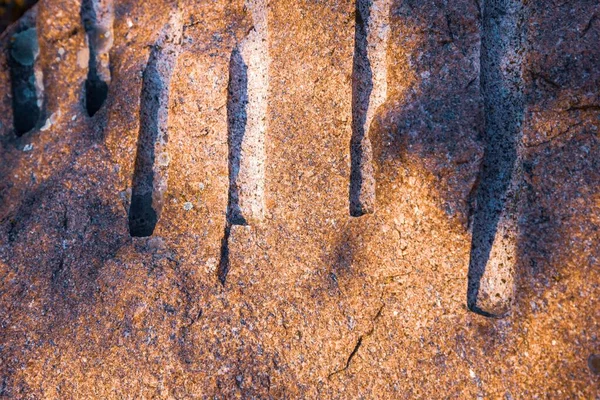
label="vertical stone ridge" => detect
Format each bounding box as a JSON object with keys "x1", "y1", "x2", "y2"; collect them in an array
[
  {"x1": 219, "y1": 0, "x2": 268, "y2": 285},
  {"x1": 226, "y1": 0, "x2": 268, "y2": 226},
  {"x1": 468, "y1": 0, "x2": 526, "y2": 317},
  {"x1": 81, "y1": 0, "x2": 114, "y2": 117},
  {"x1": 128, "y1": 11, "x2": 182, "y2": 237},
  {"x1": 9, "y1": 24, "x2": 43, "y2": 136},
  {"x1": 349, "y1": 0, "x2": 391, "y2": 217}
]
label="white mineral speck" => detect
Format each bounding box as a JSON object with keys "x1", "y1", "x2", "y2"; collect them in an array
[
  {"x1": 40, "y1": 119, "x2": 52, "y2": 131},
  {"x1": 206, "y1": 257, "x2": 217, "y2": 273},
  {"x1": 23, "y1": 144, "x2": 33, "y2": 152},
  {"x1": 157, "y1": 152, "x2": 170, "y2": 167},
  {"x1": 77, "y1": 48, "x2": 90, "y2": 69},
  {"x1": 183, "y1": 202, "x2": 193, "y2": 211}
]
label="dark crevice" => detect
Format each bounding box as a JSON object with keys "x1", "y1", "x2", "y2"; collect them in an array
[
  {"x1": 349, "y1": 0, "x2": 375, "y2": 217},
  {"x1": 80, "y1": 0, "x2": 112, "y2": 117},
  {"x1": 565, "y1": 104, "x2": 600, "y2": 112},
  {"x1": 128, "y1": 43, "x2": 171, "y2": 237},
  {"x1": 343, "y1": 337, "x2": 363, "y2": 370},
  {"x1": 9, "y1": 26, "x2": 41, "y2": 136},
  {"x1": 467, "y1": 0, "x2": 524, "y2": 316},
  {"x1": 328, "y1": 303, "x2": 384, "y2": 378},
  {"x1": 523, "y1": 121, "x2": 584, "y2": 149},
  {"x1": 473, "y1": 0, "x2": 482, "y2": 19},
  {"x1": 84, "y1": 59, "x2": 108, "y2": 117},
  {"x1": 226, "y1": 47, "x2": 249, "y2": 227},
  {"x1": 528, "y1": 69, "x2": 560, "y2": 89},
  {"x1": 217, "y1": 225, "x2": 231, "y2": 285},
  {"x1": 581, "y1": 14, "x2": 597, "y2": 38},
  {"x1": 328, "y1": 335, "x2": 364, "y2": 379},
  {"x1": 218, "y1": 46, "x2": 251, "y2": 285}
]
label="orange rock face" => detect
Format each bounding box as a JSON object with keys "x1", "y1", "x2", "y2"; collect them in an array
[{"x1": 0, "y1": 0, "x2": 598, "y2": 398}]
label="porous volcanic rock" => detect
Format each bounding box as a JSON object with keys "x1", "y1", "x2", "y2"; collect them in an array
[{"x1": 0, "y1": 0, "x2": 598, "y2": 398}]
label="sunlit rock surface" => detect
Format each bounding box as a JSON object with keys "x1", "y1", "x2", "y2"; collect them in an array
[{"x1": 0, "y1": 0, "x2": 598, "y2": 397}]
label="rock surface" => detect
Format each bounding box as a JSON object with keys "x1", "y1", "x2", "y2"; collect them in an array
[{"x1": 0, "y1": 0, "x2": 598, "y2": 398}]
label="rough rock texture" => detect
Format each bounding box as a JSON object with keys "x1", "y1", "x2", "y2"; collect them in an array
[{"x1": 0, "y1": 0, "x2": 598, "y2": 398}]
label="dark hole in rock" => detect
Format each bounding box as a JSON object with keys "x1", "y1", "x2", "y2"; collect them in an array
[
  {"x1": 9, "y1": 27, "x2": 41, "y2": 136},
  {"x1": 85, "y1": 72, "x2": 108, "y2": 117},
  {"x1": 128, "y1": 193, "x2": 158, "y2": 237},
  {"x1": 0, "y1": 0, "x2": 38, "y2": 34},
  {"x1": 81, "y1": 0, "x2": 112, "y2": 116}
]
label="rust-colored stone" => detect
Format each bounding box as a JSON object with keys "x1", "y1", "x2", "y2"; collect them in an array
[{"x1": 0, "y1": 0, "x2": 598, "y2": 398}]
